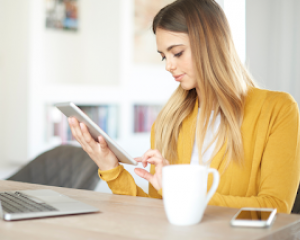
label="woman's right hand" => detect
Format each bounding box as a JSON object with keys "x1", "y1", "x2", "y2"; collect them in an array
[{"x1": 68, "y1": 117, "x2": 119, "y2": 171}]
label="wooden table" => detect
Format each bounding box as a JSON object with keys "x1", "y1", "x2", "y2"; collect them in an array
[{"x1": 1, "y1": 180, "x2": 300, "y2": 240}]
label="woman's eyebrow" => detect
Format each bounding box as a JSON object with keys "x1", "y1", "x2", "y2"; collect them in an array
[{"x1": 157, "y1": 44, "x2": 184, "y2": 53}]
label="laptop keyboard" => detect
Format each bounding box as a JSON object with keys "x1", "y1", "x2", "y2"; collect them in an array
[{"x1": 0, "y1": 192, "x2": 58, "y2": 213}]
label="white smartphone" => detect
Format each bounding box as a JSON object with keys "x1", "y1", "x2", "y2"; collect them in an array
[
  {"x1": 230, "y1": 208, "x2": 277, "y2": 228},
  {"x1": 55, "y1": 102, "x2": 138, "y2": 166}
]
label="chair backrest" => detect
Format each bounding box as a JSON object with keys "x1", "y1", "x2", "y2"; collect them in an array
[
  {"x1": 7, "y1": 145, "x2": 100, "y2": 190},
  {"x1": 292, "y1": 185, "x2": 300, "y2": 214}
]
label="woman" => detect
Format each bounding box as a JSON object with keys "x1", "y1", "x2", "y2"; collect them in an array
[{"x1": 68, "y1": 0, "x2": 300, "y2": 213}]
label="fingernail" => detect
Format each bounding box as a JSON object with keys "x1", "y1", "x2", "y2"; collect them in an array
[{"x1": 80, "y1": 123, "x2": 84, "y2": 129}]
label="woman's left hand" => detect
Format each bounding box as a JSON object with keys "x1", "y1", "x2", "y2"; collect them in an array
[{"x1": 134, "y1": 149, "x2": 170, "y2": 191}]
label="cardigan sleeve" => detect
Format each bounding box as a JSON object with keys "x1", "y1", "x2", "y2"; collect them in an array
[
  {"x1": 209, "y1": 99, "x2": 300, "y2": 213},
  {"x1": 98, "y1": 123, "x2": 162, "y2": 198}
]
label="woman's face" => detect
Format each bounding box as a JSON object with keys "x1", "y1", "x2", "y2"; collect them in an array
[{"x1": 156, "y1": 28, "x2": 197, "y2": 90}]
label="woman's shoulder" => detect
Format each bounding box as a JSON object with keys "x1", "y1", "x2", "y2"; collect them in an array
[
  {"x1": 246, "y1": 87, "x2": 298, "y2": 109},
  {"x1": 244, "y1": 87, "x2": 299, "y2": 120}
]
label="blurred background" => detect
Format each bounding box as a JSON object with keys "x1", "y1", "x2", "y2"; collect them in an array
[{"x1": 0, "y1": 0, "x2": 299, "y2": 193}]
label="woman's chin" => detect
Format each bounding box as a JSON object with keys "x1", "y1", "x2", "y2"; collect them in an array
[{"x1": 180, "y1": 82, "x2": 194, "y2": 91}]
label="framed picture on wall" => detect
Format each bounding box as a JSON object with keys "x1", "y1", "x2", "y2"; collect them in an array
[
  {"x1": 45, "y1": 0, "x2": 79, "y2": 31},
  {"x1": 134, "y1": 0, "x2": 175, "y2": 64}
]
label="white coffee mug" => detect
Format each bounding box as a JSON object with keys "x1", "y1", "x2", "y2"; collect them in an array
[{"x1": 162, "y1": 164, "x2": 220, "y2": 226}]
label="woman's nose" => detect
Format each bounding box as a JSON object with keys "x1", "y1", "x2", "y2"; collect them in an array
[{"x1": 165, "y1": 59, "x2": 176, "y2": 72}]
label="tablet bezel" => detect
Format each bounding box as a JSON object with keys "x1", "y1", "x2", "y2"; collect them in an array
[{"x1": 54, "y1": 102, "x2": 138, "y2": 166}]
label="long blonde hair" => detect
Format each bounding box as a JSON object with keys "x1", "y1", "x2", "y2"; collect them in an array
[{"x1": 152, "y1": 0, "x2": 257, "y2": 166}]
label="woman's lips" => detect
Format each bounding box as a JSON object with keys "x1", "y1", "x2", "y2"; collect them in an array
[{"x1": 173, "y1": 74, "x2": 185, "y2": 82}]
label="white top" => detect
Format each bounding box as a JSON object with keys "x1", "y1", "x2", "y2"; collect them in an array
[{"x1": 190, "y1": 109, "x2": 221, "y2": 165}]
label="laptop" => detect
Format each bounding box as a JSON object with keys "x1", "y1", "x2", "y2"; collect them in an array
[{"x1": 0, "y1": 189, "x2": 99, "y2": 221}]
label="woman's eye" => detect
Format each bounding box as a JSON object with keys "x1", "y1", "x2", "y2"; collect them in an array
[
  {"x1": 161, "y1": 56, "x2": 166, "y2": 61},
  {"x1": 174, "y1": 51, "x2": 183, "y2": 57}
]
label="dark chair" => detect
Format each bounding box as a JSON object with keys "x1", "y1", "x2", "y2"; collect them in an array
[
  {"x1": 7, "y1": 145, "x2": 100, "y2": 190},
  {"x1": 292, "y1": 186, "x2": 300, "y2": 213}
]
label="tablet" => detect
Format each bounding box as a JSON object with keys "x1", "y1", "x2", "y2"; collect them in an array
[{"x1": 54, "y1": 102, "x2": 137, "y2": 166}]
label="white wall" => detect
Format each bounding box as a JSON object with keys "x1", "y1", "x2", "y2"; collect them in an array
[
  {"x1": 246, "y1": 0, "x2": 300, "y2": 104},
  {"x1": 246, "y1": 0, "x2": 272, "y2": 87},
  {"x1": 0, "y1": 1, "x2": 5, "y2": 165},
  {"x1": 224, "y1": 0, "x2": 245, "y2": 63},
  {"x1": 215, "y1": 0, "x2": 224, "y2": 9},
  {"x1": 43, "y1": 1, "x2": 120, "y2": 85},
  {"x1": 0, "y1": 0, "x2": 31, "y2": 165}
]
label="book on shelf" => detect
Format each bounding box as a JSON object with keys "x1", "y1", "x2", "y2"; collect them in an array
[
  {"x1": 134, "y1": 105, "x2": 162, "y2": 133},
  {"x1": 46, "y1": 104, "x2": 119, "y2": 144}
]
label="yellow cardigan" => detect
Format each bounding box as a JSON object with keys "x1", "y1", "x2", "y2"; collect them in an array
[{"x1": 98, "y1": 88, "x2": 300, "y2": 213}]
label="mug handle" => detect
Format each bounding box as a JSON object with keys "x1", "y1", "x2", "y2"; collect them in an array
[{"x1": 205, "y1": 168, "x2": 220, "y2": 205}]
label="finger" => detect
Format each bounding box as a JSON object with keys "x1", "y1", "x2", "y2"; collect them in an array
[
  {"x1": 70, "y1": 117, "x2": 82, "y2": 140},
  {"x1": 79, "y1": 123, "x2": 98, "y2": 149},
  {"x1": 144, "y1": 157, "x2": 165, "y2": 167},
  {"x1": 134, "y1": 168, "x2": 153, "y2": 183},
  {"x1": 68, "y1": 117, "x2": 83, "y2": 144},
  {"x1": 68, "y1": 117, "x2": 76, "y2": 138},
  {"x1": 68, "y1": 117, "x2": 73, "y2": 126},
  {"x1": 142, "y1": 149, "x2": 163, "y2": 162},
  {"x1": 142, "y1": 149, "x2": 163, "y2": 159},
  {"x1": 134, "y1": 157, "x2": 143, "y2": 162},
  {"x1": 69, "y1": 118, "x2": 92, "y2": 151},
  {"x1": 98, "y1": 136, "x2": 110, "y2": 154},
  {"x1": 141, "y1": 149, "x2": 162, "y2": 168},
  {"x1": 141, "y1": 157, "x2": 148, "y2": 168}
]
